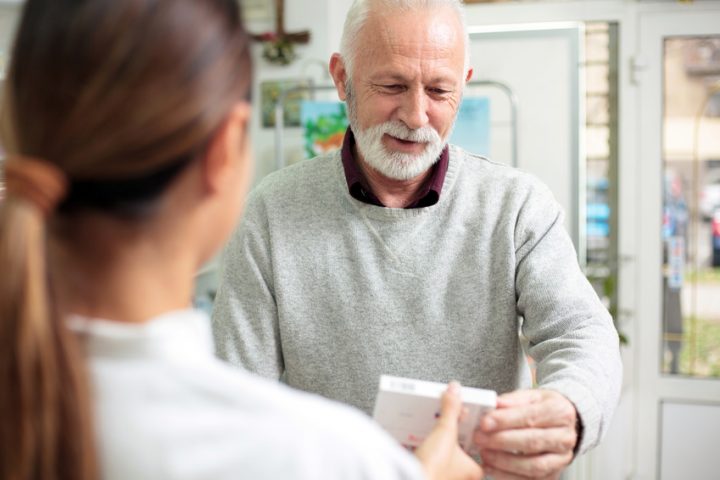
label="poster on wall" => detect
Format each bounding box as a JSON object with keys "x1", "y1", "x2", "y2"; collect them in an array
[
  {"x1": 449, "y1": 97, "x2": 491, "y2": 157},
  {"x1": 301, "y1": 100, "x2": 349, "y2": 158}
]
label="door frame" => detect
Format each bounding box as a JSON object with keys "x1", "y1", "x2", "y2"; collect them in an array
[{"x1": 634, "y1": 5, "x2": 720, "y2": 479}]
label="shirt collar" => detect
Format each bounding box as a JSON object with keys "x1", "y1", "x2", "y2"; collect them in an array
[
  {"x1": 67, "y1": 309, "x2": 214, "y2": 362},
  {"x1": 340, "y1": 127, "x2": 449, "y2": 209}
]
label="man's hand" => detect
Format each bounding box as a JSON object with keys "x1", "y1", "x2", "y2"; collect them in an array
[
  {"x1": 415, "y1": 382, "x2": 484, "y2": 480},
  {"x1": 472, "y1": 389, "x2": 578, "y2": 480}
]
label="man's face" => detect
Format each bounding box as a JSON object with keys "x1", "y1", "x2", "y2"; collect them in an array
[{"x1": 339, "y1": 7, "x2": 469, "y2": 180}]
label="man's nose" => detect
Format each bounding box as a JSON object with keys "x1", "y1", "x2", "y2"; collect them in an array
[{"x1": 397, "y1": 88, "x2": 429, "y2": 130}]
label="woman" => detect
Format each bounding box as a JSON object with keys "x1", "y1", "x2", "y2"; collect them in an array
[{"x1": 0, "y1": 1, "x2": 482, "y2": 479}]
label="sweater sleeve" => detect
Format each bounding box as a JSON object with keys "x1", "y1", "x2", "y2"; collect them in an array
[
  {"x1": 211, "y1": 190, "x2": 284, "y2": 380},
  {"x1": 513, "y1": 179, "x2": 622, "y2": 455}
]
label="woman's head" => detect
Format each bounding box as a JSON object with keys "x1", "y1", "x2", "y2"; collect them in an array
[
  {"x1": 2, "y1": 0, "x2": 252, "y2": 215},
  {"x1": 0, "y1": 1, "x2": 253, "y2": 479}
]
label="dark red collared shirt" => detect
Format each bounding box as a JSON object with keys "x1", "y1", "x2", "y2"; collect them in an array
[{"x1": 340, "y1": 127, "x2": 449, "y2": 209}]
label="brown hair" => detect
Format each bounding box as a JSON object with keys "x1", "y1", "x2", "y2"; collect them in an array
[{"x1": 0, "y1": 1, "x2": 252, "y2": 478}]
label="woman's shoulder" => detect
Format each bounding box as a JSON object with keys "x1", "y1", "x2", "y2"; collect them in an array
[{"x1": 94, "y1": 357, "x2": 422, "y2": 480}]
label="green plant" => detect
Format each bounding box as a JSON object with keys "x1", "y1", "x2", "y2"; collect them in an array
[
  {"x1": 586, "y1": 271, "x2": 628, "y2": 345},
  {"x1": 675, "y1": 315, "x2": 720, "y2": 377}
]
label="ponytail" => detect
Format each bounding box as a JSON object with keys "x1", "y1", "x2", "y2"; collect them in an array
[{"x1": 0, "y1": 198, "x2": 96, "y2": 479}]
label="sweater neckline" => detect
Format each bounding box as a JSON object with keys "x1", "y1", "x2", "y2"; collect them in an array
[{"x1": 334, "y1": 145, "x2": 462, "y2": 221}]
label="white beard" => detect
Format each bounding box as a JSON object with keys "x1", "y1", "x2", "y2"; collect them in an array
[{"x1": 352, "y1": 120, "x2": 447, "y2": 181}]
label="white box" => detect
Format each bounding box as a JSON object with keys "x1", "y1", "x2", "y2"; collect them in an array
[{"x1": 372, "y1": 375, "x2": 496, "y2": 453}]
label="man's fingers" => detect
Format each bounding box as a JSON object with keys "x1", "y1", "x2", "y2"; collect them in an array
[
  {"x1": 480, "y1": 467, "x2": 533, "y2": 480},
  {"x1": 480, "y1": 391, "x2": 576, "y2": 432},
  {"x1": 482, "y1": 465, "x2": 560, "y2": 480},
  {"x1": 481, "y1": 449, "x2": 572, "y2": 479},
  {"x1": 481, "y1": 402, "x2": 567, "y2": 432},
  {"x1": 474, "y1": 390, "x2": 577, "y2": 479},
  {"x1": 482, "y1": 466, "x2": 537, "y2": 480},
  {"x1": 495, "y1": 389, "x2": 543, "y2": 408},
  {"x1": 474, "y1": 427, "x2": 577, "y2": 455}
]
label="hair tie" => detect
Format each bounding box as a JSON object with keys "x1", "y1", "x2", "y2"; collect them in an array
[{"x1": 3, "y1": 157, "x2": 68, "y2": 216}]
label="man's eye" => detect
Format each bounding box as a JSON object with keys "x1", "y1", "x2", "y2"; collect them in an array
[
  {"x1": 381, "y1": 84, "x2": 404, "y2": 91},
  {"x1": 429, "y1": 88, "x2": 450, "y2": 95}
]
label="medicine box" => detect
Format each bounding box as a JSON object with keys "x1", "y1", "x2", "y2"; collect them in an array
[{"x1": 372, "y1": 375, "x2": 496, "y2": 453}]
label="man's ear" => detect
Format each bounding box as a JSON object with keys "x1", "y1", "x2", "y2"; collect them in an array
[
  {"x1": 203, "y1": 101, "x2": 251, "y2": 193},
  {"x1": 465, "y1": 67, "x2": 474, "y2": 84},
  {"x1": 329, "y1": 53, "x2": 349, "y2": 101}
]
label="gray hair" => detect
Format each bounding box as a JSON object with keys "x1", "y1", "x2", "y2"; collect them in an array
[{"x1": 339, "y1": 0, "x2": 470, "y2": 79}]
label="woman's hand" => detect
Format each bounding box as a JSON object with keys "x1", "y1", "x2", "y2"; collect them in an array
[{"x1": 415, "y1": 382, "x2": 484, "y2": 480}]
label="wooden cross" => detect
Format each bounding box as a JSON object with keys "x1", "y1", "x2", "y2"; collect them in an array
[{"x1": 251, "y1": 0, "x2": 311, "y2": 44}]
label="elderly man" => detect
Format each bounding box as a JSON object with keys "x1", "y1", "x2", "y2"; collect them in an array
[{"x1": 212, "y1": 0, "x2": 621, "y2": 478}]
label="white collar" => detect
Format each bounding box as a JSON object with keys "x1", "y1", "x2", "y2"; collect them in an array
[{"x1": 67, "y1": 309, "x2": 214, "y2": 363}]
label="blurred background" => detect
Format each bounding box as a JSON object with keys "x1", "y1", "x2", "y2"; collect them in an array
[{"x1": 1, "y1": 0, "x2": 719, "y2": 478}]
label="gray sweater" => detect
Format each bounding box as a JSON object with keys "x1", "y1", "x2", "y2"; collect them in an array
[{"x1": 212, "y1": 146, "x2": 621, "y2": 455}]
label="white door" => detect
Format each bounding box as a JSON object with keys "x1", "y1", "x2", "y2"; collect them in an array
[
  {"x1": 635, "y1": 6, "x2": 720, "y2": 480},
  {"x1": 468, "y1": 24, "x2": 585, "y2": 255}
]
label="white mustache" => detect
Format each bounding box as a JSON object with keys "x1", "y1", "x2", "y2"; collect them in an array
[{"x1": 375, "y1": 121, "x2": 441, "y2": 144}]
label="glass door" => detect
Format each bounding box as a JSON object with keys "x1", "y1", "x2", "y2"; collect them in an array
[
  {"x1": 661, "y1": 35, "x2": 720, "y2": 379},
  {"x1": 636, "y1": 6, "x2": 720, "y2": 480}
]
